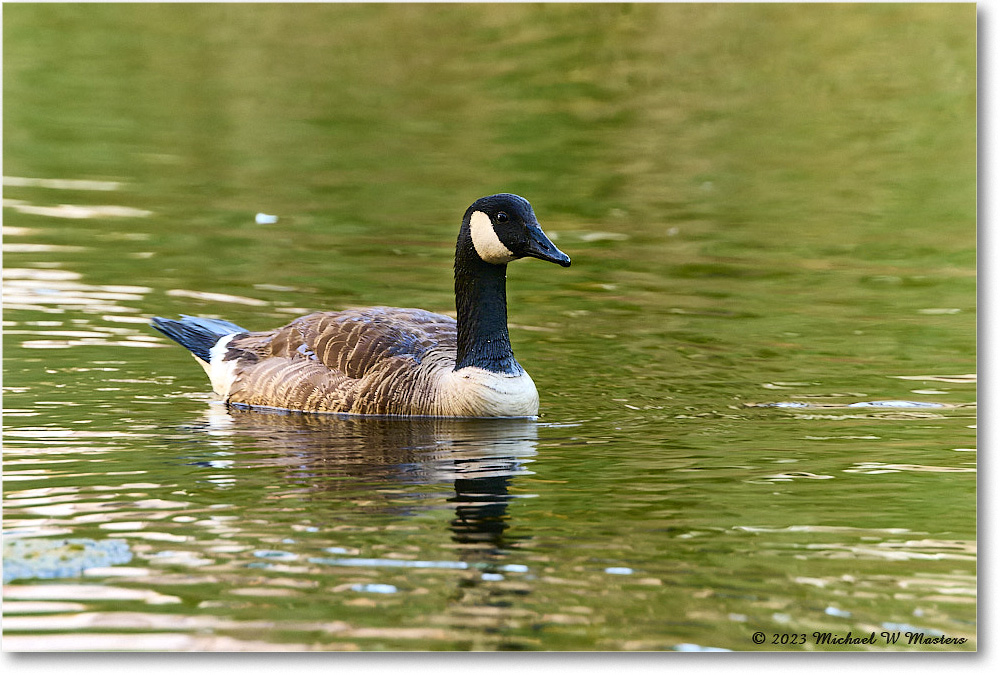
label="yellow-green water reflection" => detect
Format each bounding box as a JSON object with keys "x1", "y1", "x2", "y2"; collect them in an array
[{"x1": 3, "y1": 3, "x2": 975, "y2": 651}]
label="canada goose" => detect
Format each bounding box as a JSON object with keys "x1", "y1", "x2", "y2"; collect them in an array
[{"x1": 152, "y1": 193, "x2": 570, "y2": 418}]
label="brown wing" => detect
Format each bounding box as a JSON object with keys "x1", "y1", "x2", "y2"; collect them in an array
[{"x1": 220, "y1": 307, "x2": 458, "y2": 414}]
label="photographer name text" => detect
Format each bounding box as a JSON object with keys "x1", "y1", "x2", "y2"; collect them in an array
[{"x1": 751, "y1": 630, "x2": 968, "y2": 647}]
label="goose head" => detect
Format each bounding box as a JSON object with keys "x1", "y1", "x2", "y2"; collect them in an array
[{"x1": 461, "y1": 193, "x2": 571, "y2": 268}]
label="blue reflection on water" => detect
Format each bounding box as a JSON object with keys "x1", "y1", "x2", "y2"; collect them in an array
[{"x1": 3, "y1": 538, "x2": 132, "y2": 583}]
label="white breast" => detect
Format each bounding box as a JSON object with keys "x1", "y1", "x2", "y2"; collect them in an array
[{"x1": 438, "y1": 367, "x2": 539, "y2": 418}]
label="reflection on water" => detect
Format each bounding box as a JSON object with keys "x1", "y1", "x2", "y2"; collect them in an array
[
  {"x1": 3, "y1": 538, "x2": 133, "y2": 583},
  {"x1": 2, "y1": 407, "x2": 558, "y2": 650},
  {"x1": 204, "y1": 409, "x2": 539, "y2": 554}
]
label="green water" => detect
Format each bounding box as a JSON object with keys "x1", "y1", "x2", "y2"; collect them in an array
[{"x1": 2, "y1": 3, "x2": 976, "y2": 651}]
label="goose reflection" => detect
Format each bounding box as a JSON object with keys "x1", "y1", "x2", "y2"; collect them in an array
[{"x1": 196, "y1": 405, "x2": 539, "y2": 554}]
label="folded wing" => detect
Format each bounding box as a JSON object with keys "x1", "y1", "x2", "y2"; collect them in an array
[{"x1": 220, "y1": 307, "x2": 458, "y2": 414}]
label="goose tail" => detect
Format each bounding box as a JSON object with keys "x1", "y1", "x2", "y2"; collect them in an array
[{"x1": 151, "y1": 315, "x2": 248, "y2": 363}]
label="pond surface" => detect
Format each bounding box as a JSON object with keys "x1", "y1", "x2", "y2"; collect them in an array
[{"x1": 2, "y1": 3, "x2": 976, "y2": 651}]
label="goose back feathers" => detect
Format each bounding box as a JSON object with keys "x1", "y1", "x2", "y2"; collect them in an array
[{"x1": 152, "y1": 194, "x2": 570, "y2": 418}]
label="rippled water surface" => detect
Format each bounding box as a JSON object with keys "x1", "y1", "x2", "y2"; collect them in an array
[{"x1": 3, "y1": 4, "x2": 976, "y2": 651}]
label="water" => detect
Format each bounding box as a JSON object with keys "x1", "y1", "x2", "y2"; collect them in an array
[{"x1": 2, "y1": 4, "x2": 976, "y2": 651}]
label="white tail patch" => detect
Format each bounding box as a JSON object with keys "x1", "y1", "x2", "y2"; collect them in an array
[
  {"x1": 204, "y1": 333, "x2": 240, "y2": 396},
  {"x1": 470, "y1": 211, "x2": 515, "y2": 264}
]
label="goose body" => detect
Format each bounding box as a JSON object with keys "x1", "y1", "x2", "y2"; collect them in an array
[{"x1": 152, "y1": 194, "x2": 570, "y2": 418}]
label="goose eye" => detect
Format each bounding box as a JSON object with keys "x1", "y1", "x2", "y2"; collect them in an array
[{"x1": 496, "y1": 212, "x2": 509, "y2": 223}]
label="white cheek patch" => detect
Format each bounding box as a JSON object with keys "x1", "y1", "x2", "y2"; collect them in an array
[{"x1": 470, "y1": 211, "x2": 515, "y2": 264}]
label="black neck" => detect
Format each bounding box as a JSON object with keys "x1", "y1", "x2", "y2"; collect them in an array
[{"x1": 454, "y1": 237, "x2": 522, "y2": 374}]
